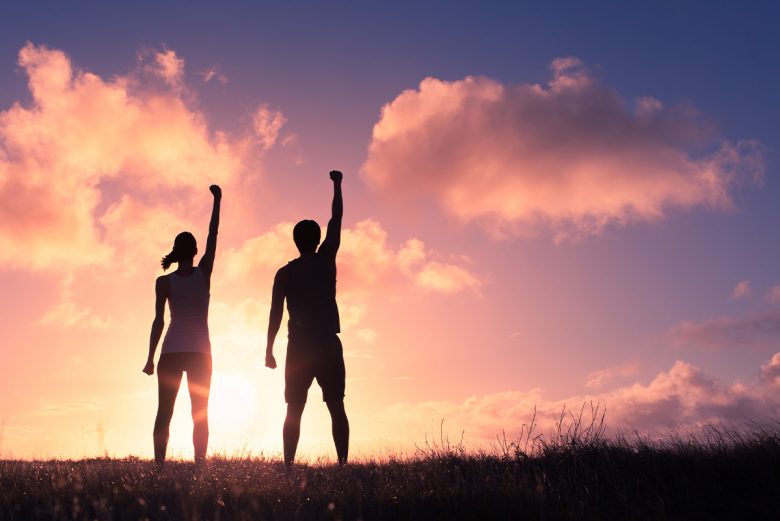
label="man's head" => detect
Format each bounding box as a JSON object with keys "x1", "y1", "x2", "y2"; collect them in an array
[{"x1": 293, "y1": 219, "x2": 321, "y2": 254}]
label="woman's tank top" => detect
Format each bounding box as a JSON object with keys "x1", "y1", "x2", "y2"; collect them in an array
[{"x1": 161, "y1": 268, "x2": 211, "y2": 354}]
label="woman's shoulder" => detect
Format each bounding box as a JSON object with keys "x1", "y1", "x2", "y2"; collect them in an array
[{"x1": 155, "y1": 274, "x2": 171, "y2": 295}]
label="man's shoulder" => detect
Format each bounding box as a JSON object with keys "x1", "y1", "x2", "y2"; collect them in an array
[{"x1": 276, "y1": 260, "x2": 300, "y2": 278}]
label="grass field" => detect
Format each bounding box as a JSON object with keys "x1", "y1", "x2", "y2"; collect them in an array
[{"x1": 2, "y1": 411, "x2": 779, "y2": 520}]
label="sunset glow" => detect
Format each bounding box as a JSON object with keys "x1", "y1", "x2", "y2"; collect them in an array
[{"x1": 1, "y1": 2, "x2": 779, "y2": 461}]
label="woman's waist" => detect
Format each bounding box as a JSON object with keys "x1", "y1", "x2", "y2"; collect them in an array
[{"x1": 165, "y1": 320, "x2": 210, "y2": 336}]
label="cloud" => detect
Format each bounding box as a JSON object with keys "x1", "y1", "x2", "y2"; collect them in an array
[
  {"x1": 413, "y1": 261, "x2": 482, "y2": 295},
  {"x1": 585, "y1": 360, "x2": 639, "y2": 389},
  {"x1": 766, "y1": 284, "x2": 780, "y2": 303},
  {"x1": 377, "y1": 354, "x2": 780, "y2": 447},
  {"x1": 99, "y1": 195, "x2": 195, "y2": 269},
  {"x1": 39, "y1": 276, "x2": 111, "y2": 329},
  {"x1": 361, "y1": 58, "x2": 765, "y2": 239},
  {"x1": 252, "y1": 103, "x2": 287, "y2": 150},
  {"x1": 200, "y1": 64, "x2": 228, "y2": 84},
  {"x1": 732, "y1": 279, "x2": 752, "y2": 300},
  {"x1": 760, "y1": 353, "x2": 780, "y2": 385},
  {"x1": 223, "y1": 219, "x2": 482, "y2": 295},
  {"x1": 148, "y1": 48, "x2": 185, "y2": 91},
  {"x1": 280, "y1": 133, "x2": 305, "y2": 165},
  {"x1": 222, "y1": 222, "x2": 297, "y2": 281},
  {"x1": 668, "y1": 309, "x2": 780, "y2": 350},
  {"x1": 0, "y1": 43, "x2": 248, "y2": 270}
]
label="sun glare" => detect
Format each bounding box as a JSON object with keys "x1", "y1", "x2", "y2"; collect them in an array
[{"x1": 209, "y1": 371, "x2": 258, "y2": 433}]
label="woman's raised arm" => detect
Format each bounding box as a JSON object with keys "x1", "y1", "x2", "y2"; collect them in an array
[{"x1": 199, "y1": 185, "x2": 222, "y2": 281}]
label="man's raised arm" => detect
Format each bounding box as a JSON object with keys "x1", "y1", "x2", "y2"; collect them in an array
[{"x1": 320, "y1": 170, "x2": 343, "y2": 256}]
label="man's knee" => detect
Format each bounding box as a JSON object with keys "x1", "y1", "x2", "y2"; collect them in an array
[
  {"x1": 286, "y1": 403, "x2": 305, "y2": 421},
  {"x1": 326, "y1": 400, "x2": 347, "y2": 419}
]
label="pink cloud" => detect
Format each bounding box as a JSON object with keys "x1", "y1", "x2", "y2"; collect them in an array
[
  {"x1": 731, "y1": 279, "x2": 752, "y2": 300},
  {"x1": 766, "y1": 284, "x2": 780, "y2": 303},
  {"x1": 98, "y1": 195, "x2": 195, "y2": 270},
  {"x1": 38, "y1": 276, "x2": 111, "y2": 329},
  {"x1": 760, "y1": 353, "x2": 780, "y2": 385},
  {"x1": 361, "y1": 58, "x2": 765, "y2": 239},
  {"x1": 413, "y1": 261, "x2": 482, "y2": 295},
  {"x1": 149, "y1": 48, "x2": 185, "y2": 91},
  {"x1": 200, "y1": 64, "x2": 228, "y2": 85},
  {"x1": 668, "y1": 309, "x2": 780, "y2": 350},
  {"x1": 585, "y1": 360, "x2": 639, "y2": 389},
  {"x1": 0, "y1": 43, "x2": 249, "y2": 270},
  {"x1": 252, "y1": 103, "x2": 287, "y2": 150},
  {"x1": 223, "y1": 219, "x2": 481, "y2": 295},
  {"x1": 377, "y1": 354, "x2": 780, "y2": 448}
]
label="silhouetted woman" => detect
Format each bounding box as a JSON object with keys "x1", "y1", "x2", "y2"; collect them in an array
[{"x1": 143, "y1": 185, "x2": 221, "y2": 466}]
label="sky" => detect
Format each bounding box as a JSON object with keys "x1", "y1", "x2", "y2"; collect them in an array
[{"x1": 1, "y1": 1, "x2": 780, "y2": 460}]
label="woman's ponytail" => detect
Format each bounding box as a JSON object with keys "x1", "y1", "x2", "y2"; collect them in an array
[
  {"x1": 161, "y1": 231, "x2": 197, "y2": 271},
  {"x1": 161, "y1": 250, "x2": 177, "y2": 270}
]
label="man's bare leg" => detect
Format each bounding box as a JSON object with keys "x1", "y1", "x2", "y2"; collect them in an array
[
  {"x1": 283, "y1": 402, "x2": 306, "y2": 467},
  {"x1": 326, "y1": 400, "x2": 349, "y2": 464}
]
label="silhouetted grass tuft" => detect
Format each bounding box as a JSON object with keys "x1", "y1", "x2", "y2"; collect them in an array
[{"x1": 2, "y1": 409, "x2": 779, "y2": 520}]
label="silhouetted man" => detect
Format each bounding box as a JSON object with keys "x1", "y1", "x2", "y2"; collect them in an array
[{"x1": 265, "y1": 170, "x2": 349, "y2": 466}]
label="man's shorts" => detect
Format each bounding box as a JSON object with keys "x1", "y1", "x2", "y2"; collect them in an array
[{"x1": 285, "y1": 330, "x2": 345, "y2": 404}]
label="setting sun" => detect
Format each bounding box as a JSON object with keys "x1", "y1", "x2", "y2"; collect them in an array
[{"x1": 209, "y1": 372, "x2": 258, "y2": 433}]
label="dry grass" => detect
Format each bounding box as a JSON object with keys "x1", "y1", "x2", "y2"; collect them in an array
[{"x1": 2, "y1": 408, "x2": 779, "y2": 520}]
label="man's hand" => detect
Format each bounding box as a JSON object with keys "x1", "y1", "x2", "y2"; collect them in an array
[
  {"x1": 209, "y1": 184, "x2": 222, "y2": 199},
  {"x1": 265, "y1": 352, "x2": 277, "y2": 369},
  {"x1": 329, "y1": 170, "x2": 343, "y2": 183},
  {"x1": 143, "y1": 359, "x2": 155, "y2": 376}
]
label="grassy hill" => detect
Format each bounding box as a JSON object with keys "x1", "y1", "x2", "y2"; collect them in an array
[{"x1": 2, "y1": 417, "x2": 778, "y2": 520}]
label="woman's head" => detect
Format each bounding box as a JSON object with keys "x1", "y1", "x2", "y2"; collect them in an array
[{"x1": 161, "y1": 231, "x2": 198, "y2": 270}]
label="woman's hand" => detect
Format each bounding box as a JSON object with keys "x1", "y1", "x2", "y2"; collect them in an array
[
  {"x1": 209, "y1": 184, "x2": 222, "y2": 199},
  {"x1": 143, "y1": 359, "x2": 155, "y2": 375},
  {"x1": 265, "y1": 352, "x2": 277, "y2": 369}
]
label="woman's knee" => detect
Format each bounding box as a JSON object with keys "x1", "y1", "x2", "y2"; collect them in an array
[{"x1": 153, "y1": 409, "x2": 174, "y2": 432}]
